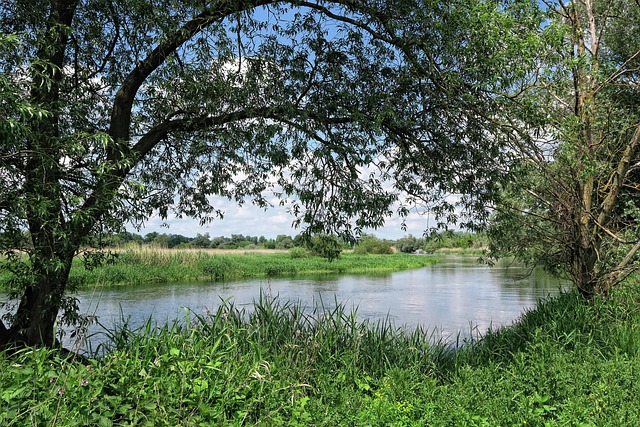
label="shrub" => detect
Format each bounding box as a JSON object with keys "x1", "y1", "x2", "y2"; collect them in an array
[
  {"x1": 353, "y1": 236, "x2": 394, "y2": 254},
  {"x1": 288, "y1": 247, "x2": 308, "y2": 259},
  {"x1": 305, "y1": 234, "x2": 342, "y2": 260}
]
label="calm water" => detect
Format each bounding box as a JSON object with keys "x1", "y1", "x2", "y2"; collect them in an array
[{"x1": 64, "y1": 256, "x2": 562, "y2": 350}]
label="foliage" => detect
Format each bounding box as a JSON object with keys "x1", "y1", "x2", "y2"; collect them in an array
[
  {"x1": 57, "y1": 249, "x2": 439, "y2": 287},
  {"x1": 304, "y1": 234, "x2": 342, "y2": 261},
  {"x1": 0, "y1": 0, "x2": 545, "y2": 346},
  {"x1": 288, "y1": 247, "x2": 308, "y2": 259},
  {"x1": 424, "y1": 231, "x2": 488, "y2": 254},
  {"x1": 2, "y1": 282, "x2": 640, "y2": 425},
  {"x1": 353, "y1": 234, "x2": 395, "y2": 255},
  {"x1": 395, "y1": 234, "x2": 423, "y2": 253},
  {"x1": 486, "y1": 0, "x2": 640, "y2": 296}
]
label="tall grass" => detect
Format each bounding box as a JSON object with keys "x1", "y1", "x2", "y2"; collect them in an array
[
  {"x1": 68, "y1": 247, "x2": 439, "y2": 287},
  {"x1": 2, "y1": 282, "x2": 640, "y2": 425}
]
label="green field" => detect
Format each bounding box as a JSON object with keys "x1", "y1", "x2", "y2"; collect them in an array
[
  {"x1": 2, "y1": 281, "x2": 640, "y2": 426},
  {"x1": 65, "y1": 248, "x2": 439, "y2": 288}
]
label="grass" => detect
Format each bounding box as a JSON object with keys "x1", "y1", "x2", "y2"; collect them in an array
[
  {"x1": 429, "y1": 247, "x2": 488, "y2": 256},
  {"x1": 67, "y1": 247, "x2": 439, "y2": 287},
  {"x1": 2, "y1": 281, "x2": 640, "y2": 426}
]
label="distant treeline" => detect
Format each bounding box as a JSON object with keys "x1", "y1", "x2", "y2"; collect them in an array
[
  {"x1": 93, "y1": 232, "x2": 302, "y2": 250},
  {"x1": 86, "y1": 230, "x2": 488, "y2": 254}
]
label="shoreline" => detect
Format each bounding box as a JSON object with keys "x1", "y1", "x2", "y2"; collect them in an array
[{"x1": 66, "y1": 249, "x2": 440, "y2": 288}]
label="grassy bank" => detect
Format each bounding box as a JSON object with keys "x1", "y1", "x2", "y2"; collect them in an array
[
  {"x1": 67, "y1": 248, "x2": 439, "y2": 287},
  {"x1": 2, "y1": 282, "x2": 640, "y2": 426},
  {"x1": 428, "y1": 247, "x2": 487, "y2": 256}
]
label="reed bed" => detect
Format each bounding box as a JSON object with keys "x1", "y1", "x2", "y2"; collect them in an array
[{"x1": 68, "y1": 247, "x2": 439, "y2": 287}]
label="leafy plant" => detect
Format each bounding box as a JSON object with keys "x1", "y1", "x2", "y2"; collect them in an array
[{"x1": 353, "y1": 235, "x2": 394, "y2": 255}]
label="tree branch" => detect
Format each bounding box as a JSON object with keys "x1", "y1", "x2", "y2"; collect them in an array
[
  {"x1": 606, "y1": 238, "x2": 640, "y2": 287},
  {"x1": 597, "y1": 122, "x2": 640, "y2": 227},
  {"x1": 108, "y1": 0, "x2": 275, "y2": 147}
]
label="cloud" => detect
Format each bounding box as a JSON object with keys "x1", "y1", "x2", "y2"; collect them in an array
[{"x1": 132, "y1": 194, "x2": 435, "y2": 239}]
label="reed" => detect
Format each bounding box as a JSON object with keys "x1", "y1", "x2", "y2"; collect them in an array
[{"x1": 67, "y1": 248, "x2": 439, "y2": 287}]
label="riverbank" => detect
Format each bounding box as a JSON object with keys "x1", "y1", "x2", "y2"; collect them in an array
[
  {"x1": 427, "y1": 246, "x2": 488, "y2": 256},
  {"x1": 67, "y1": 248, "x2": 439, "y2": 287},
  {"x1": 2, "y1": 281, "x2": 639, "y2": 425}
]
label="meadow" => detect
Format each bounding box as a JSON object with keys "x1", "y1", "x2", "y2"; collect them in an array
[
  {"x1": 67, "y1": 247, "x2": 439, "y2": 288},
  {"x1": 1, "y1": 282, "x2": 639, "y2": 426}
]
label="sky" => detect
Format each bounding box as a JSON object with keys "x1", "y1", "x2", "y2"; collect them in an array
[{"x1": 131, "y1": 195, "x2": 433, "y2": 240}]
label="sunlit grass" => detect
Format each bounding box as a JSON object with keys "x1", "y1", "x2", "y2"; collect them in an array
[{"x1": 67, "y1": 247, "x2": 439, "y2": 287}]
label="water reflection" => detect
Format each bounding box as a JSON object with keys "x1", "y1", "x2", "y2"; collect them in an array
[{"x1": 64, "y1": 256, "x2": 563, "y2": 350}]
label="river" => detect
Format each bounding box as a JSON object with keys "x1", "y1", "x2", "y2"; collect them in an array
[{"x1": 58, "y1": 256, "x2": 562, "y2": 351}]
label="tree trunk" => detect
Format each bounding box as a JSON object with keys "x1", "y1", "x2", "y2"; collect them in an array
[
  {"x1": 0, "y1": 318, "x2": 9, "y2": 349},
  {"x1": 571, "y1": 233, "x2": 600, "y2": 299},
  {"x1": 0, "y1": 0, "x2": 81, "y2": 350},
  {"x1": 3, "y1": 251, "x2": 74, "y2": 348}
]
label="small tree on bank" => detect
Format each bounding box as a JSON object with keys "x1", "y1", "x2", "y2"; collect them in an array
[{"x1": 353, "y1": 234, "x2": 394, "y2": 254}]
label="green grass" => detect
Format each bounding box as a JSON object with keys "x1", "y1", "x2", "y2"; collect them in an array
[
  {"x1": 2, "y1": 281, "x2": 640, "y2": 426},
  {"x1": 67, "y1": 248, "x2": 439, "y2": 287},
  {"x1": 429, "y1": 247, "x2": 487, "y2": 256}
]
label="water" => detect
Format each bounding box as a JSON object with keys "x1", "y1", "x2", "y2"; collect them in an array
[{"x1": 64, "y1": 256, "x2": 562, "y2": 350}]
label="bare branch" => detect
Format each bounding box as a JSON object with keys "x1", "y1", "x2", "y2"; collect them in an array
[{"x1": 596, "y1": 49, "x2": 640, "y2": 93}]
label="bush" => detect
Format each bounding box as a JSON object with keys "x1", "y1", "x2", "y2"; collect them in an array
[
  {"x1": 395, "y1": 235, "x2": 423, "y2": 253},
  {"x1": 353, "y1": 236, "x2": 394, "y2": 254},
  {"x1": 306, "y1": 234, "x2": 342, "y2": 260},
  {"x1": 423, "y1": 231, "x2": 488, "y2": 253},
  {"x1": 288, "y1": 247, "x2": 308, "y2": 259}
]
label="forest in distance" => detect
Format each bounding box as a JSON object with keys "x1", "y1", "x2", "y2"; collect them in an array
[{"x1": 84, "y1": 230, "x2": 488, "y2": 254}]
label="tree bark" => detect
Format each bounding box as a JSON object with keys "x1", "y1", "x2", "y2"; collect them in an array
[
  {"x1": 8, "y1": 250, "x2": 75, "y2": 348},
  {"x1": 0, "y1": 1, "x2": 79, "y2": 349},
  {"x1": 0, "y1": 318, "x2": 9, "y2": 349}
]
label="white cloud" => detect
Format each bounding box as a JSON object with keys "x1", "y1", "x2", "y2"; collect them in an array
[{"x1": 131, "y1": 194, "x2": 435, "y2": 239}]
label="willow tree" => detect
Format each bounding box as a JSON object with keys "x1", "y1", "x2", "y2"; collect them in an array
[
  {"x1": 488, "y1": 0, "x2": 640, "y2": 297},
  {"x1": 0, "y1": 0, "x2": 541, "y2": 348}
]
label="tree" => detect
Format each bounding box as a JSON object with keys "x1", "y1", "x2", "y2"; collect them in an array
[
  {"x1": 275, "y1": 234, "x2": 295, "y2": 249},
  {"x1": 395, "y1": 234, "x2": 422, "y2": 253},
  {"x1": 487, "y1": 0, "x2": 640, "y2": 297},
  {"x1": 305, "y1": 233, "x2": 342, "y2": 260},
  {"x1": 143, "y1": 232, "x2": 159, "y2": 244},
  {"x1": 0, "y1": 0, "x2": 540, "y2": 347},
  {"x1": 191, "y1": 232, "x2": 211, "y2": 248}
]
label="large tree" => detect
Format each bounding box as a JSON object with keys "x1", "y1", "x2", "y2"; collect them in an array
[
  {"x1": 0, "y1": 0, "x2": 540, "y2": 347},
  {"x1": 488, "y1": 0, "x2": 640, "y2": 297}
]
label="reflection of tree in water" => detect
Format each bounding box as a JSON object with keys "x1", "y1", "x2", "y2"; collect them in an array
[{"x1": 496, "y1": 261, "x2": 565, "y2": 297}]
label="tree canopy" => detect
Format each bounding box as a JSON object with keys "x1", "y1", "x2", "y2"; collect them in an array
[
  {"x1": 0, "y1": 0, "x2": 541, "y2": 347},
  {"x1": 5, "y1": 0, "x2": 637, "y2": 349}
]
